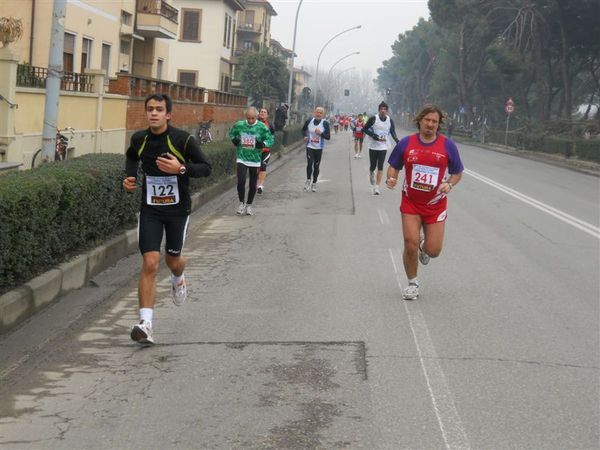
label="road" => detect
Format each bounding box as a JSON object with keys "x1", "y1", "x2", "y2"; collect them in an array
[{"x1": 1, "y1": 130, "x2": 598, "y2": 449}]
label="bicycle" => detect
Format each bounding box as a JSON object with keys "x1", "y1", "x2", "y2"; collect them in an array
[
  {"x1": 196, "y1": 120, "x2": 213, "y2": 145},
  {"x1": 31, "y1": 127, "x2": 75, "y2": 168}
]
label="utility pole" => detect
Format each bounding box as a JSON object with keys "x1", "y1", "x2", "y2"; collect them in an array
[
  {"x1": 41, "y1": 0, "x2": 67, "y2": 161},
  {"x1": 286, "y1": 0, "x2": 303, "y2": 118}
]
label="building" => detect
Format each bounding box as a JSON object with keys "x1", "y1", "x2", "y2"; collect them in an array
[
  {"x1": 1, "y1": 0, "x2": 181, "y2": 80},
  {"x1": 168, "y1": 0, "x2": 245, "y2": 91},
  {"x1": 269, "y1": 38, "x2": 294, "y2": 67},
  {"x1": 231, "y1": 0, "x2": 277, "y2": 93}
]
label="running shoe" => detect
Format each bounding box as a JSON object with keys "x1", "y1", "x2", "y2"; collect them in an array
[
  {"x1": 373, "y1": 186, "x2": 381, "y2": 195},
  {"x1": 245, "y1": 205, "x2": 254, "y2": 215},
  {"x1": 419, "y1": 236, "x2": 430, "y2": 265},
  {"x1": 402, "y1": 283, "x2": 419, "y2": 300},
  {"x1": 257, "y1": 185, "x2": 264, "y2": 194},
  {"x1": 303, "y1": 179, "x2": 312, "y2": 191},
  {"x1": 311, "y1": 183, "x2": 317, "y2": 192},
  {"x1": 171, "y1": 274, "x2": 187, "y2": 306},
  {"x1": 369, "y1": 171, "x2": 375, "y2": 186},
  {"x1": 236, "y1": 202, "x2": 246, "y2": 215},
  {"x1": 130, "y1": 320, "x2": 154, "y2": 345}
]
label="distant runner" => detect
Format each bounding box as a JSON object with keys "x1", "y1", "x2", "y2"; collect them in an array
[
  {"x1": 302, "y1": 106, "x2": 331, "y2": 192},
  {"x1": 256, "y1": 107, "x2": 275, "y2": 195},
  {"x1": 364, "y1": 101, "x2": 399, "y2": 195}
]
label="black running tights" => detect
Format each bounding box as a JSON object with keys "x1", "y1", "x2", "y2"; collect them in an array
[
  {"x1": 306, "y1": 147, "x2": 323, "y2": 182},
  {"x1": 237, "y1": 163, "x2": 259, "y2": 204}
]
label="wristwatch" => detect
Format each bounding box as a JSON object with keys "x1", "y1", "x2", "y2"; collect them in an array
[{"x1": 179, "y1": 165, "x2": 187, "y2": 175}]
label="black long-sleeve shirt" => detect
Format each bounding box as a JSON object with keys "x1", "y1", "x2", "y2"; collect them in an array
[
  {"x1": 126, "y1": 125, "x2": 212, "y2": 215},
  {"x1": 363, "y1": 115, "x2": 400, "y2": 143}
]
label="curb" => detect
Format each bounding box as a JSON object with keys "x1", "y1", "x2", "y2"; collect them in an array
[{"x1": 0, "y1": 141, "x2": 305, "y2": 334}]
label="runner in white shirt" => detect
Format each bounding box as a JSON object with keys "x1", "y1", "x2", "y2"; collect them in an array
[{"x1": 363, "y1": 101, "x2": 400, "y2": 195}]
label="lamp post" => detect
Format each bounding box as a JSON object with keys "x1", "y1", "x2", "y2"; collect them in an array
[
  {"x1": 313, "y1": 24, "x2": 361, "y2": 107},
  {"x1": 286, "y1": 0, "x2": 303, "y2": 117},
  {"x1": 325, "y1": 55, "x2": 358, "y2": 113}
]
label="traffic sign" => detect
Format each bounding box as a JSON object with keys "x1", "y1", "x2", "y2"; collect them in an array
[{"x1": 505, "y1": 97, "x2": 515, "y2": 114}]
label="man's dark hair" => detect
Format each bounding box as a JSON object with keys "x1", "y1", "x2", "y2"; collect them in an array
[
  {"x1": 144, "y1": 93, "x2": 173, "y2": 113},
  {"x1": 378, "y1": 101, "x2": 388, "y2": 110},
  {"x1": 414, "y1": 103, "x2": 445, "y2": 130}
]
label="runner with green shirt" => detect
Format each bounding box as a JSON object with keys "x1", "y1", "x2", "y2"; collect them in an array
[{"x1": 229, "y1": 107, "x2": 274, "y2": 215}]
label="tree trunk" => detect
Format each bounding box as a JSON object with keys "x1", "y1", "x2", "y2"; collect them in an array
[{"x1": 556, "y1": 2, "x2": 572, "y2": 120}]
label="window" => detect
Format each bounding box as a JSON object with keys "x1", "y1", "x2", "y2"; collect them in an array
[
  {"x1": 121, "y1": 10, "x2": 132, "y2": 25},
  {"x1": 245, "y1": 10, "x2": 255, "y2": 28},
  {"x1": 223, "y1": 13, "x2": 232, "y2": 48},
  {"x1": 180, "y1": 9, "x2": 202, "y2": 42},
  {"x1": 157, "y1": 59, "x2": 164, "y2": 80},
  {"x1": 81, "y1": 37, "x2": 92, "y2": 73},
  {"x1": 120, "y1": 39, "x2": 130, "y2": 55},
  {"x1": 220, "y1": 74, "x2": 230, "y2": 92},
  {"x1": 63, "y1": 32, "x2": 75, "y2": 73},
  {"x1": 101, "y1": 43, "x2": 111, "y2": 76},
  {"x1": 243, "y1": 40, "x2": 254, "y2": 51},
  {"x1": 178, "y1": 70, "x2": 197, "y2": 86}
]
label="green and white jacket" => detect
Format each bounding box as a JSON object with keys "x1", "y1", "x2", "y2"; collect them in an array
[{"x1": 229, "y1": 119, "x2": 274, "y2": 167}]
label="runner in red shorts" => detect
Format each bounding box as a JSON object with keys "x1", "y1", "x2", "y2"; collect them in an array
[{"x1": 386, "y1": 104, "x2": 464, "y2": 300}]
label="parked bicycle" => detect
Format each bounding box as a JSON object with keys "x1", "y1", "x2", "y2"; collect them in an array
[
  {"x1": 196, "y1": 120, "x2": 213, "y2": 145},
  {"x1": 31, "y1": 127, "x2": 75, "y2": 168}
]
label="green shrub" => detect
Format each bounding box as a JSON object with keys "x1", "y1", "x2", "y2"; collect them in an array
[
  {"x1": 282, "y1": 124, "x2": 304, "y2": 146},
  {"x1": 574, "y1": 140, "x2": 600, "y2": 162}
]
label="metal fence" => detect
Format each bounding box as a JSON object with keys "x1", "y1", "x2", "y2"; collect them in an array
[{"x1": 16, "y1": 65, "x2": 94, "y2": 93}]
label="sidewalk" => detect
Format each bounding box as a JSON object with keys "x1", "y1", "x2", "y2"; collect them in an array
[{"x1": 0, "y1": 140, "x2": 305, "y2": 334}]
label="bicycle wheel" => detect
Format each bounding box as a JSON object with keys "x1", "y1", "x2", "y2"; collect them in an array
[{"x1": 31, "y1": 148, "x2": 43, "y2": 168}]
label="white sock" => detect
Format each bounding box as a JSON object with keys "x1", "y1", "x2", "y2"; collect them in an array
[
  {"x1": 139, "y1": 307, "x2": 153, "y2": 324},
  {"x1": 408, "y1": 277, "x2": 419, "y2": 286},
  {"x1": 172, "y1": 273, "x2": 185, "y2": 285}
]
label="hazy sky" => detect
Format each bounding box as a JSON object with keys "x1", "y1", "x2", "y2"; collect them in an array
[{"x1": 268, "y1": 0, "x2": 431, "y2": 76}]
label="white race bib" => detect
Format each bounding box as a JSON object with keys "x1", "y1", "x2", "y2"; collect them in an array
[
  {"x1": 411, "y1": 164, "x2": 439, "y2": 192},
  {"x1": 146, "y1": 176, "x2": 180, "y2": 205},
  {"x1": 241, "y1": 133, "x2": 256, "y2": 149}
]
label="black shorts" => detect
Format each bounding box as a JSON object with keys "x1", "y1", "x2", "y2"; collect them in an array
[
  {"x1": 260, "y1": 151, "x2": 271, "y2": 171},
  {"x1": 369, "y1": 149, "x2": 387, "y2": 171},
  {"x1": 138, "y1": 210, "x2": 189, "y2": 256}
]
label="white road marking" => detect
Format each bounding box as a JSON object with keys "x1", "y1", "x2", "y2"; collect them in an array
[
  {"x1": 377, "y1": 207, "x2": 390, "y2": 225},
  {"x1": 388, "y1": 248, "x2": 471, "y2": 450},
  {"x1": 465, "y1": 169, "x2": 600, "y2": 239}
]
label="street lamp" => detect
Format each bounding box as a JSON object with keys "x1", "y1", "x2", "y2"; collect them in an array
[
  {"x1": 286, "y1": 0, "x2": 303, "y2": 116},
  {"x1": 328, "y1": 52, "x2": 360, "y2": 78},
  {"x1": 313, "y1": 24, "x2": 361, "y2": 107}
]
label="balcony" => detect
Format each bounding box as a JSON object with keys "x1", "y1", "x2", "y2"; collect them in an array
[
  {"x1": 136, "y1": 0, "x2": 178, "y2": 39},
  {"x1": 237, "y1": 22, "x2": 262, "y2": 34}
]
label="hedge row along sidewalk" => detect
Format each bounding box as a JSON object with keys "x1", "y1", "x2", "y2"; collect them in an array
[{"x1": 0, "y1": 126, "x2": 305, "y2": 333}]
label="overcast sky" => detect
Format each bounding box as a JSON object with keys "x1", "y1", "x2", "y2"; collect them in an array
[{"x1": 268, "y1": 0, "x2": 431, "y2": 76}]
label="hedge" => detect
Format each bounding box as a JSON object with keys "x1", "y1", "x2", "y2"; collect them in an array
[
  {"x1": 485, "y1": 130, "x2": 600, "y2": 162},
  {"x1": 0, "y1": 131, "x2": 303, "y2": 294}
]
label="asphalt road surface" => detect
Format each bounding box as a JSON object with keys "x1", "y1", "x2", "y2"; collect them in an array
[{"x1": 1, "y1": 130, "x2": 598, "y2": 449}]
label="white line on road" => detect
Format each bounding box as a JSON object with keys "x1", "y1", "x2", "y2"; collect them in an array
[
  {"x1": 377, "y1": 207, "x2": 390, "y2": 225},
  {"x1": 388, "y1": 248, "x2": 471, "y2": 450},
  {"x1": 465, "y1": 169, "x2": 600, "y2": 239}
]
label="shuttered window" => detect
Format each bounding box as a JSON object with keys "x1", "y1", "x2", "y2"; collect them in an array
[{"x1": 180, "y1": 9, "x2": 201, "y2": 42}]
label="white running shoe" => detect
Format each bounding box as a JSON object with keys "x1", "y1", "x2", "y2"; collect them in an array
[
  {"x1": 236, "y1": 202, "x2": 246, "y2": 215},
  {"x1": 402, "y1": 283, "x2": 419, "y2": 300},
  {"x1": 311, "y1": 183, "x2": 317, "y2": 192},
  {"x1": 373, "y1": 186, "x2": 381, "y2": 195},
  {"x1": 257, "y1": 185, "x2": 264, "y2": 194},
  {"x1": 171, "y1": 275, "x2": 187, "y2": 306},
  {"x1": 245, "y1": 205, "x2": 254, "y2": 215},
  {"x1": 369, "y1": 171, "x2": 375, "y2": 186},
  {"x1": 419, "y1": 237, "x2": 430, "y2": 265},
  {"x1": 130, "y1": 320, "x2": 154, "y2": 345},
  {"x1": 303, "y1": 179, "x2": 311, "y2": 191}
]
